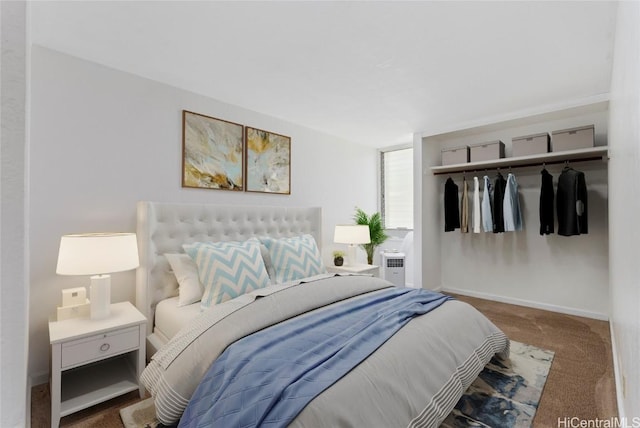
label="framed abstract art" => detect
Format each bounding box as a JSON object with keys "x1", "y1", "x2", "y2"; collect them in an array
[
  {"x1": 182, "y1": 110, "x2": 244, "y2": 191},
  {"x1": 245, "y1": 126, "x2": 291, "y2": 194}
]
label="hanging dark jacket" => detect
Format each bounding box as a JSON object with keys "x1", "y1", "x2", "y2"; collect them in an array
[
  {"x1": 557, "y1": 167, "x2": 588, "y2": 236},
  {"x1": 444, "y1": 178, "x2": 460, "y2": 232},
  {"x1": 539, "y1": 168, "x2": 555, "y2": 235},
  {"x1": 492, "y1": 173, "x2": 507, "y2": 233}
]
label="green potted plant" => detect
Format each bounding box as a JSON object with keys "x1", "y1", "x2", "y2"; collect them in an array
[
  {"x1": 332, "y1": 250, "x2": 345, "y2": 266},
  {"x1": 354, "y1": 207, "x2": 389, "y2": 265}
]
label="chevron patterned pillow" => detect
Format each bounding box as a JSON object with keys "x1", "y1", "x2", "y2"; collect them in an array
[
  {"x1": 261, "y1": 234, "x2": 327, "y2": 284},
  {"x1": 184, "y1": 239, "x2": 271, "y2": 309}
]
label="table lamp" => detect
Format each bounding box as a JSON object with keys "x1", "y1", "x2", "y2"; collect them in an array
[
  {"x1": 56, "y1": 232, "x2": 139, "y2": 319},
  {"x1": 334, "y1": 225, "x2": 370, "y2": 266}
]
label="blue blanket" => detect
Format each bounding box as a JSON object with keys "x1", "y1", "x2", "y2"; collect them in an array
[{"x1": 178, "y1": 287, "x2": 451, "y2": 428}]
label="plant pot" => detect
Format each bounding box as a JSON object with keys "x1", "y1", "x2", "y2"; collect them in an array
[{"x1": 334, "y1": 256, "x2": 344, "y2": 266}]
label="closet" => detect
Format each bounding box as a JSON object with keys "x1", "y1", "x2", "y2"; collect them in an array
[{"x1": 413, "y1": 99, "x2": 610, "y2": 320}]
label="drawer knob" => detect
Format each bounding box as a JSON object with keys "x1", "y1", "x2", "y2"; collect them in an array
[{"x1": 100, "y1": 343, "x2": 110, "y2": 352}]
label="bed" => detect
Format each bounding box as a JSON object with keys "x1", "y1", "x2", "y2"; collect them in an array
[{"x1": 135, "y1": 201, "x2": 509, "y2": 428}]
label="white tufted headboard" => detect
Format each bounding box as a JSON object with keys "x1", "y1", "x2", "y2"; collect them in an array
[{"x1": 136, "y1": 201, "x2": 322, "y2": 335}]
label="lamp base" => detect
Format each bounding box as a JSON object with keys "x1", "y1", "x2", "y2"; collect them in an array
[
  {"x1": 90, "y1": 274, "x2": 111, "y2": 319},
  {"x1": 346, "y1": 244, "x2": 358, "y2": 266}
]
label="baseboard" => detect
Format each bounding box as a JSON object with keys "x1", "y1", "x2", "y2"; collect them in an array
[
  {"x1": 609, "y1": 322, "x2": 625, "y2": 419},
  {"x1": 442, "y1": 286, "x2": 609, "y2": 321},
  {"x1": 29, "y1": 370, "x2": 48, "y2": 387}
]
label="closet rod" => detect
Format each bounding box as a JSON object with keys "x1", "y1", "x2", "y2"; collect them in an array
[{"x1": 432, "y1": 155, "x2": 605, "y2": 176}]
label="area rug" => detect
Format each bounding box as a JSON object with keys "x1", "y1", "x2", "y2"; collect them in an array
[
  {"x1": 441, "y1": 341, "x2": 555, "y2": 427},
  {"x1": 120, "y1": 341, "x2": 553, "y2": 428},
  {"x1": 119, "y1": 397, "x2": 158, "y2": 428}
]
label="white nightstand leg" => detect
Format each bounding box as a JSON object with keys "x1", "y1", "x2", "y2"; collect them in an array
[
  {"x1": 137, "y1": 324, "x2": 146, "y2": 398},
  {"x1": 50, "y1": 343, "x2": 61, "y2": 428}
]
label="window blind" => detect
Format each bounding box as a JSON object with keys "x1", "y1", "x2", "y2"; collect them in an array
[{"x1": 382, "y1": 148, "x2": 413, "y2": 229}]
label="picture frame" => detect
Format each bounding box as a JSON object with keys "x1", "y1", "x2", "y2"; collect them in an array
[
  {"x1": 182, "y1": 110, "x2": 244, "y2": 191},
  {"x1": 245, "y1": 126, "x2": 291, "y2": 194}
]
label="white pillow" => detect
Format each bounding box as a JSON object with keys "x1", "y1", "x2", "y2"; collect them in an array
[
  {"x1": 258, "y1": 243, "x2": 276, "y2": 281},
  {"x1": 184, "y1": 239, "x2": 271, "y2": 310},
  {"x1": 165, "y1": 253, "x2": 204, "y2": 307},
  {"x1": 261, "y1": 234, "x2": 327, "y2": 284}
]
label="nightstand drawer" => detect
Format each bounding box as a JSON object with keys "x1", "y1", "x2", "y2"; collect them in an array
[{"x1": 61, "y1": 326, "x2": 139, "y2": 369}]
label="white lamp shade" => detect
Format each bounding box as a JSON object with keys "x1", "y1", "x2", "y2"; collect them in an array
[
  {"x1": 334, "y1": 225, "x2": 371, "y2": 244},
  {"x1": 56, "y1": 232, "x2": 140, "y2": 275}
]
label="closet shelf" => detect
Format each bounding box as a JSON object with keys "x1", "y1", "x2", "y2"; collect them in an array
[{"x1": 430, "y1": 146, "x2": 608, "y2": 175}]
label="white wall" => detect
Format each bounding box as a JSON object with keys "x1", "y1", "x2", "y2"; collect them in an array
[
  {"x1": 608, "y1": 1, "x2": 640, "y2": 419},
  {"x1": 0, "y1": 1, "x2": 29, "y2": 426},
  {"x1": 28, "y1": 46, "x2": 377, "y2": 380},
  {"x1": 421, "y1": 105, "x2": 610, "y2": 320}
]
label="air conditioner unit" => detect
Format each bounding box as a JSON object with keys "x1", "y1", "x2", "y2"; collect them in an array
[{"x1": 381, "y1": 252, "x2": 406, "y2": 287}]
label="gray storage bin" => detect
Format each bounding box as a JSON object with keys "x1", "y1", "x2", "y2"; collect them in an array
[
  {"x1": 551, "y1": 125, "x2": 594, "y2": 152},
  {"x1": 469, "y1": 140, "x2": 505, "y2": 162},
  {"x1": 441, "y1": 146, "x2": 469, "y2": 165},
  {"x1": 512, "y1": 133, "x2": 550, "y2": 157}
]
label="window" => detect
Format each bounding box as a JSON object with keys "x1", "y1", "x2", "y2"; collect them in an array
[{"x1": 381, "y1": 147, "x2": 413, "y2": 229}]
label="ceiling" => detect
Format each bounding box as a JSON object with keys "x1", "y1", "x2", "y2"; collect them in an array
[{"x1": 30, "y1": 1, "x2": 618, "y2": 148}]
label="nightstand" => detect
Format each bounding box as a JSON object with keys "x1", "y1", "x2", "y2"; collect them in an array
[
  {"x1": 48, "y1": 301, "x2": 146, "y2": 428},
  {"x1": 327, "y1": 263, "x2": 380, "y2": 277}
]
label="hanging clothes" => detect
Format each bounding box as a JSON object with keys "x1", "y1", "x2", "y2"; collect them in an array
[
  {"x1": 557, "y1": 166, "x2": 588, "y2": 236},
  {"x1": 444, "y1": 177, "x2": 460, "y2": 232},
  {"x1": 472, "y1": 176, "x2": 481, "y2": 233},
  {"x1": 539, "y1": 168, "x2": 554, "y2": 235},
  {"x1": 481, "y1": 176, "x2": 493, "y2": 232},
  {"x1": 460, "y1": 177, "x2": 469, "y2": 233},
  {"x1": 503, "y1": 172, "x2": 523, "y2": 231},
  {"x1": 492, "y1": 172, "x2": 507, "y2": 233}
]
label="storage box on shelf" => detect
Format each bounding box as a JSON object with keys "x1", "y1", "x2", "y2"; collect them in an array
[
  {"x1": 552, "y1": 125, "x2": 594, "y2": 152},
  {"x1": 512, "y1": 132, "x2": 550, "y2": 157},
  {"x1": 469, "y1": 140, "x2": 505, "y2": 162},
  {"x1": 441, "y1": 146, "x2": 469, "y2": 165}
]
